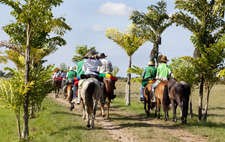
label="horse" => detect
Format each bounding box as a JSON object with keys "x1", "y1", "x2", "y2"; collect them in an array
[
  {"x1": 64, "y1": 82, "x2": 77, "y2": 111},
  {"x1": 100, "y1": 77, "x2": 114, "y2": 118},
  {"x1": 166, "y1": 78, "x2": 190, "y2": 124},
  {"x1": 53, "y1": 79, "x2": 62, "y2": 98},
  {"x1": 154, "y1": 80, "x2": 169, "y2": 120},
  {"x1": 80, "y1": 78, "x2": 102, "y2": 129},
  {"x1": 143, "y1": 82, "x2": 156, "y2": 117}
]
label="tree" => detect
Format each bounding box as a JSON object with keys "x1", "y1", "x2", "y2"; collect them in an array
[
  {"x1": 72, "y1": 45, "x2": 96, "y2": 64},
  {"x1": 172, "y1": 0, "x2": 225, "y2": 121},
  {"x1": 60, "y1": 62, "x2": 68, "y2": 72},
  {"x1": 106, "y1": 24, "x2": 147, "y2": 105},
  {"x1": 0, "y1": 50, "x2": 7, "y2": 64},
  {"x1": 127, "y1": 65, "x2": 144, "y2": 84},
  {"x1": 213, "y1": 0, "x2": 225, "y2": 17},
  {"x1": 0, "y1": 70, "x2": 6, "y2": 77},
  {"x1": 111, "y1": 66, "x2": 119, "y2": 76},
  {"x1": 130, "y1": 0, "x2": 172, "y2": 67},
  {"x1": 0, "y1": 0, "x2": 71, "y2": 138}
]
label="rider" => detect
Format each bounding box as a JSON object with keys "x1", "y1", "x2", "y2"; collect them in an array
[
  {"x1": 61, "y1": 70, "x2": 67, "y2": 97},
  {"x1": 52, "y1": 68, "x2": 60, "y2": 84},
  {"x1": 66, "y1": 66, "x2": 77, "y2": 101},
  {"x1": 140, "y1": 60, "x2": 157, "y2": 101},
  {"x1": 152, "y1": 55, "x2": 172, "y2": 101},
  {"x1": 98, "y1": 53, "x2": 116, "y2": 99},
  {"x1": 75, "y1": 49, "x2": 104, "y2": 104}
]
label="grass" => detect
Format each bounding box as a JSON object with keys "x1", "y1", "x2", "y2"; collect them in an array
[
  {"x1": 0, "y1": 98, "x2": 115, "y2": 142},
  {"x1": 113, "y1": 79, "x2": 225, "y2": 142}
]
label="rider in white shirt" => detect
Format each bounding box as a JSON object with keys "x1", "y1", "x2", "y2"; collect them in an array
[{"x1": 98, "y1": 53, "x2": 113, "y2": 74}]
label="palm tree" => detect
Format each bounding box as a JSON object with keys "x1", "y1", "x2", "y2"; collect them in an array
[
  {"x1": 106, "y1": 24, "x2": 147, "y2": 105},
  {"x1": 130, "y1": 0, "x2": 172, "y2": 67}
]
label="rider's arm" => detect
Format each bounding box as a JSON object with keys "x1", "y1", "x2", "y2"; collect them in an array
[{"x1": 142, "y1": 69, "x2": 146, "y2": 79}]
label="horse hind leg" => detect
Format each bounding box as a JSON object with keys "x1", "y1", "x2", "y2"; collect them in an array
[{"x1": 106, "y1": 98, "x2": 111, "y2": 118}]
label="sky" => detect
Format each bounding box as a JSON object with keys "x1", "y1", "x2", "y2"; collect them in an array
[{"x1": 0, "y1": 0, "x2": 194, "y2": 77}]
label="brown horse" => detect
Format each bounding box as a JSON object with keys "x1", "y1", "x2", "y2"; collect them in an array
[
  {"x1": 166, "y1": 78, "x2": 190, "y2": 124},
  {"x1": 53, "y1": 79, "x2": 62, "y2": 98},
  {"x1": 155, "y1": 80, "x2": 170, "y2": 120},
  {"x1": 143, "y1": 82, "x2": 156, "y2": 117},
  {"x1": 100, "y1": 77, "x2": 114, "y2": 118},
  {"x1": 64, "y1": 83, "x2": 76, "y2": 111}
]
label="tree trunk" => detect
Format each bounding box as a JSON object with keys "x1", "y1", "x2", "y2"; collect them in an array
[
  {"x1": 126, "y1": 56, "x2": 132, "y2": 106},
  {"x1": 30, "y1": 100, "x2": 34, "y2": 118},
  {"x1": 156, "y1": 43, "x2": 159, "y2": 67},
  {"x1": 203, "y1": 86, "x2": 210, "y2": 121},
  {"x1": 22, "y1": 17, "x2": 31, "y2": 138},
  {"x1": 198, "y1": 76, "x2": 204, "y2": 121},
  {"x1": 16, "y1": 108, "x2": 21, "y2": 139}
]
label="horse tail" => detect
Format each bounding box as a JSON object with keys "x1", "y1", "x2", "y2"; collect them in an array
[
  {"x1": 163, "y1": 84, "x2": 170, "y2": 112},
  {"x1": 85, "y1": 82, "x2": 96, "y2": 115}
]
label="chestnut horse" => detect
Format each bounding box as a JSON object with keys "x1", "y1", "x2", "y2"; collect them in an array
[
  {"x1": 64, "y1": 83, "x2": 77, "y2": 111},
  {"x1": 143, "y1": 82, "x2": 156, "y2": 117},
  {"x1": 80, "y1": 78, "x2": 102, "y2": 129},
  {"x1": 100, "y1": 77, "x2": 114, "y2": 118},
  {"x1": 166, "y1": 78, "x2": 190, "y2": 124},
  {"x1": 155, "y1": 80, "x2": 169, "y2": 120}
]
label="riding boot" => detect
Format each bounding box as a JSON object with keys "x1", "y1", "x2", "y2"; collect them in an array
[
  {"x1": 140, "y1": 86, "x2": 145, "y2": 101},
  {"x1": 75, "y1": 86, "x2": 81, "y2": 104},
  {"x1": 151, "y1": 90, "x2": 156, "y2": 102}
]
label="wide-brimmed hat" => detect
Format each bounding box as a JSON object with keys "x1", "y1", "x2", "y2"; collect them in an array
[
  {"x1": 148, "y1": 61, "x2": 155, "y2": 66},
  {"x1": 69, "y1": 66, "x2": 73, "y2": 71},
  {"x1": 100, "y1": 53, "x2": 107, "y2": 58},
  {"x1": 85, "y1": 49, "x2": 99, "y2": 58},
  {"x1": 160, "y1": 55, "x2": 169, "y2": 62}
]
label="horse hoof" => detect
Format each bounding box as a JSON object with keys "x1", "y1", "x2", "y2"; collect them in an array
[
  {"x1": 70, "y1": 105, "x2": 74, "y2": 111},
  {"x1": 87, "y1": 124, "x2": 91, "y2": 128},
  {"x1": 102, "y1": 114, "x2": 105, "y2": 117}
]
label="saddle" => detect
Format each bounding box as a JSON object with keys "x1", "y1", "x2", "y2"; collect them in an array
[{"x1": 80, "y1": 74, "x2": 103, "y2": 82}]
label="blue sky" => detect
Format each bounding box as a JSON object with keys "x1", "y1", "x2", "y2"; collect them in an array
[{"x1": 0, "y1": 0, "x2": 194, "y2": 77}]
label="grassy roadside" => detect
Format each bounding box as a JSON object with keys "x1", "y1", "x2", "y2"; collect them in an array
[
  {"x1": 0, "y1": 98, "x2": 115, "y2": 142},
  {"x1": 113, "y1": 80, "x2": 225, "y2": 142}
]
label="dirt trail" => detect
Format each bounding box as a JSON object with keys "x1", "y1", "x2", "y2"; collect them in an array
[{"x1": 48, "y1": 93, "x2": 206, "y2": 142}]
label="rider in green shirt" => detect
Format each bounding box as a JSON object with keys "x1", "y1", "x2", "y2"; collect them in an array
[
  {"x1": 66, "y1": 66, "x2": 77, "y2": 101},
  {"x1": 140, "y1": 61, "x2": 157, "y2": 101},
  {"x1": 152, "y1": 55, "x2": 171, "y2": 101}
]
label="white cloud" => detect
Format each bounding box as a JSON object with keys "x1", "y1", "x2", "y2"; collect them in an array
[
  {"x1": 97, "y1": 2, "x2": 133, "y2": 16},
  {"x1": 89, "y1": 25, "x2": 105, "y2": 32}
]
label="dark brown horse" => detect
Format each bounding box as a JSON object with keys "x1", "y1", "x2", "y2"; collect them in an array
[
  {"x1": 166, "y1": 78, "x2": 190, "y2": 124},
  {"x1": 100, "y1": 77, "x2": 114, "y2": 118},
  {"x1": 53, "y1": 79, "x2": 62, "y2": 98},
  {"x1": 143, "y1": 82, "x2": 156, "y2": 116}
]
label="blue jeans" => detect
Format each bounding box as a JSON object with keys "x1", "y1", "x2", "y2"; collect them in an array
[
  {"x1": 72, "y1": 84, "x2": 77, "y2": 99},
  {"x1": 140, "y1": 86, "x2": 144, "y2": 98},
  {"x1": 152, "y1": 81, "x2": 160, "y2": 92}
]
